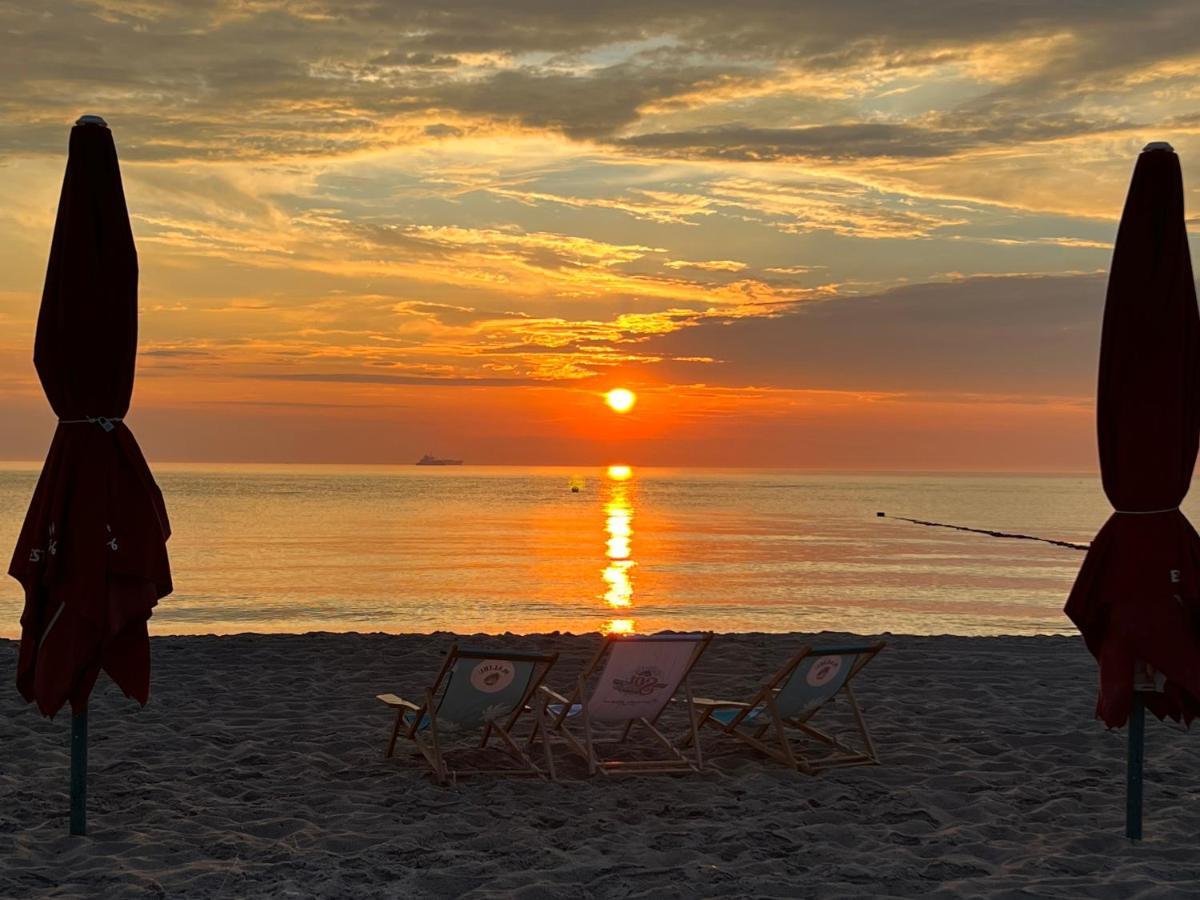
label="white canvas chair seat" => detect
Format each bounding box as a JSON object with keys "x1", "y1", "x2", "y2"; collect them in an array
[
  {"x1": 687, "y1": 641, "x2": 885, "y2": 774},
  {"x1": 531, "y1": 632, "x2": 713, "y2": 775},
  {"x1": 377, "y1": 645, "x2": 558, "y2": 783}
]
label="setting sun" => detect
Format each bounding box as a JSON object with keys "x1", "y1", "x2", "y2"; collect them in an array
[{"x1": 605, "y1": 388, "x2": 637, "y2": 413}]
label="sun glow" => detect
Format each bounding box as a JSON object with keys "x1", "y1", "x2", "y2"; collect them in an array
[
  {"x1": 605, "y1": 388, "x2": 637, "y2": 413},
  {"x1": 607, "y1": 464, "x2": 632, "y2": 481}
]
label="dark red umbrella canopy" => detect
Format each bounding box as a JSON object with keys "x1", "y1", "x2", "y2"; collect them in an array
[
  {"x1": 8, "y1": 119, "x2": 172, "y2": 718},
  {"x1": 1066, "y1": 145, "x2": 1200, "y2": 728}
]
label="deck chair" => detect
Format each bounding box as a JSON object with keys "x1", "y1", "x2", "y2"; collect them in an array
[
  {"x1": 532, "y1": 632, "x2": 713, "y2": 775},
  {"x1": 376, "y1": 645, "x2": 558, "y2": 784},
  {"x1": 686, "y1": 641, "x2": 885, "y2": 773}
]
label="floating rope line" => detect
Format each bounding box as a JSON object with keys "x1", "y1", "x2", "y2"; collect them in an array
[{"x1": 876, "y1": 512, "x2": 1089, "y2": 551}]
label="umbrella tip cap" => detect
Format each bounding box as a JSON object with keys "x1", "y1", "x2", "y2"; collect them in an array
[
  {"x1": 75, "y1": 114, "x2": 108, "y2": 128},
  {"x1": 1143, "y1": 141, "x2": 1174, "y2": 153}
]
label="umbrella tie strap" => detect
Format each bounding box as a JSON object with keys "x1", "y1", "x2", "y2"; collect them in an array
[
  {"x1": 58, "y1": 416, "x2": 122, "y2": 433},
  {"x1": 1113, "y1": 507, "x2": 1179, "y2": 515}
]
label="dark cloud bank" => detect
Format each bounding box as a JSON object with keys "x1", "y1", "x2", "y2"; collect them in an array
[
  {"x1": 1, "y1": 1, "x2": 1197, "y2": 161},
  {"x1": 640, "y1": 273, "x2": 1116, "y2": 396}
]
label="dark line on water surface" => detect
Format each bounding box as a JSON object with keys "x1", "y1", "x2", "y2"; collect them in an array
[{"x1": 877, "y1": 512, "x2": 1090, "y2": 551}]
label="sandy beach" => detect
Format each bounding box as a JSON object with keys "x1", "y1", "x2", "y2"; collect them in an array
[{"x1": 3, "y1": 631, "x2": 1199, "y2": 898}]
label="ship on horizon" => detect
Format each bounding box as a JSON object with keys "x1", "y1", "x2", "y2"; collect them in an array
[{"x1": 416, "y1": 453, "x2": 464, "y2": 466}]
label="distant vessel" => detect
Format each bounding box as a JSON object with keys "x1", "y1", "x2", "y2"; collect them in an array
[{"x1": 416, "y1": 454, "x2": 463, "y2": 466}]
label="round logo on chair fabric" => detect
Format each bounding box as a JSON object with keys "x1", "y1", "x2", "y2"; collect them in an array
[
  {"x1": 470, "y1": 660, "x2": 516, "y2": 693},
  {"x1": 806, "y1": 655, "x2": 843, "y2": 687}
]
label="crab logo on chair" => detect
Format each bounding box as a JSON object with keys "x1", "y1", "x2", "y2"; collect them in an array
[
  {"x1": 806, "y1": 655, "x2": 843, "y2": 687},
  {"x1": 612, "y1": 666, "x2": 669, "y2": 696},
  {"x1": 470, "y1": 660, "x2": 516, "y2": 693}
]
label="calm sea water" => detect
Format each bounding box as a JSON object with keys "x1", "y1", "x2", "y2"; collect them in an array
[{"x1": 0, "y1": 464, "x2": 1139, "y2": 638}]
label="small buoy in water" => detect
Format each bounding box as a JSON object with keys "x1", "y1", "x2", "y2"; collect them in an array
[
  {"x1": 571, "y1": 486, "x2": 581, "y2": 493},
  {"x1": 876, "y1": 512, "x2": 886, "y2": 517}
]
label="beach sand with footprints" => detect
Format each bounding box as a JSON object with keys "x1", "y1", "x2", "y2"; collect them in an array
[{"x1": 4, "y1": 631, "x2": 1199, "y2": 898}]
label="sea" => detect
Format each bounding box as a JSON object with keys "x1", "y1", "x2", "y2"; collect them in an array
[{"x1": 0, "y1": 463, "x2": 1141, "y2": 639}]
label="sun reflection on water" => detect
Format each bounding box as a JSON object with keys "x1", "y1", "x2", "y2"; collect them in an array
[
  {"x1": 602, "y1": 618, "x2": 635, "y2": 635},
  {"x1": 602, "y1": 465, "x2": 636, "y2": 631}
]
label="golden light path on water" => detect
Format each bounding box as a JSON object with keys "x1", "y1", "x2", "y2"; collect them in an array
[
  {"x1": 602, "y1": 464, "x2": 636, "y2": 634},
  {"x1": 0, "y1": 464, "x2": 1110, "y2": 639}
]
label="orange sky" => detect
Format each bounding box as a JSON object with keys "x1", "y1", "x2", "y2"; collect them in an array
[{"x1": 1, "y1": 2, "x2": 1198, "y2": 468}]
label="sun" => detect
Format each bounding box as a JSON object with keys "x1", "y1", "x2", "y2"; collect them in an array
[{"x1": 605, "y1": 388, "x2": 637, "y2": 413}]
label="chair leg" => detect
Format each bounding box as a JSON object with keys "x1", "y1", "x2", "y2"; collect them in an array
[
  {"x1": 525, "y1": 706, "x2": 542, "y2": 752},
  {"x1": 425, "y1": 689, "x2": 449, "y2": 784},
  {"x1": 581, "y1": 703, "x2": 598, "y2": 775},
  {"x1": 618, "y1": 719, "x2": 635, "y2": 744},
  {"x1": 538, "y1": 698, "x2": 557, "y2": 782},
  {"x1": 682, "y1": 678, "x2": 703, "y2": 771},
  {"x1": 386, "y1": 710, "x2": 405, "y2": 758},
  {"x1": 680, "y1": 707, "x2": 716, "y2": 748},
  {"x1": 492, "y1": 721, "x2": 547, "y2": 780},
  {"x1": 844, "y1": 683, "x2": 878, "y2": 763},
  {"x1": 428, "y1": 732, "x2": 448, "y2": 784},
  {"x1": 765, "y1": 696, "x2": 808, "y2": 772}
]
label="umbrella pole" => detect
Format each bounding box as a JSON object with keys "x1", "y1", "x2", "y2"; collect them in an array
[
  {"x1": 1126, "y1": 692, "x2": 1144, "y2": 841},
  {"x1": 69, "y1": 709, "x2": 87, "y2": 836}
]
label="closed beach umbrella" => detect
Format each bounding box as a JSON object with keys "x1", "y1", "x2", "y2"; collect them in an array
[
  {"x1": 8, "y1": 116, "x2": 172, "y2": 833},
  {"x1": 1065, "y1": 142, "x2": 1200, "y2": 837}
]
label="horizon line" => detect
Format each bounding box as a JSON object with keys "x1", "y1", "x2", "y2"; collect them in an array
[{"x1": 0, "y1": 458, "x2": 1102, "y2": 477}]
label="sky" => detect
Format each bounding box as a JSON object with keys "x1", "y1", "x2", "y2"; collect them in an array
[{"x1": 1, "y1": 1, "x2": 1198, "y2": 468}]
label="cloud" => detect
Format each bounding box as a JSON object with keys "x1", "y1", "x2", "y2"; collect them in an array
[
  {"x1": 704, "y1": 176, "x2": 970, "y2": 239},
  {"x1": 431, "y1": 65, "x2": 754, "y2": 141},
  {"x1": 664, "y1": 259, "x2": 748, "y2": 272},
  {"x1": 635, "y1": 273, "x2": 1115, "y2": 395},
  {"x1": 481, "y1": 186, "x2": 719, "y2": 226},
  {"x1": 766, "y1": 266, "x2": 825, "y2": 275},
  {"x1": 393, "y1": 301, "x2": 530, "y2": 326},
  {"x1": 0, "y1": 1, "x2": 1196, "y2": 166},
  {"x1": 423, "y1": 123, "x2": 465, "y2": 138},
  {"x1": 621, "y1": 123, "x2": 966, "y2": 160},
  {"x1": 617, "y1": 114, "x2": 1142, "y2": 162},
  {"x1": 247, "y1": 371, "x2": 543, "y2": 387}
]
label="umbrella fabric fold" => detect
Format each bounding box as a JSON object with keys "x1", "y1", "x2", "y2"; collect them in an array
[
  {"x1": 1065, "y1": 146, "x2": 1200, "y2": 728},
  {"x1": 8, "y1": 121, "x2": 171, "y2": 718}
]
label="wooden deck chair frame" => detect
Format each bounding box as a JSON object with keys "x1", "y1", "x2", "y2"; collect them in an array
[
  {"x1": 377, "y1": 645, "x2": 559, "y2": 784},
  {"x1": 687, "y1": 641, "x2": 885, "y2": 774},
  {"x1": 532, "y1": 632, "x2": 713, "y2": 776}
]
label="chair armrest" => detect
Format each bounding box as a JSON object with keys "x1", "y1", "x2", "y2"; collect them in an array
[
  {"x1": 690, "y1": 697, "x2": 749, "y2": 708},
  {"x1": 538, "y1": 685, "x2": 572, "y2": 705},
  {"x1": 376, "y1": 693, "x2": 421, "y2": 711}
]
